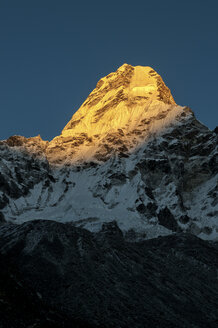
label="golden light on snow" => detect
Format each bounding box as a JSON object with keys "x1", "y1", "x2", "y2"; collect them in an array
[{"x1": 46, "y1": 64, "x2": 184, "y2": 164}]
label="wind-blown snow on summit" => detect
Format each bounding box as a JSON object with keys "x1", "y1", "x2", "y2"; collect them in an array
[{"x1": 0, "y1": 64, "x2": 217, "y2": 241}]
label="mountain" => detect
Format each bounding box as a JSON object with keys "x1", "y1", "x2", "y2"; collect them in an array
[
  {"x1": 0, "y1": 64, "x2": 217, "y2": 241},
  {"x1": 0, "y1": 64, "x2": 218, "y2": 327}
]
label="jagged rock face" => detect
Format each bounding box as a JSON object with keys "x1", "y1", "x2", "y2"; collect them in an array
[
  {"x1": 0, "y1": 64, "x2": 217, "y2": 241},
  {"x1": 4, "y1": 135, "x2": 48, "y2": 157},
  {"x1": 0, "y1": 134, "x2": 49, "y2": 211},
  {"x1": 0, "y1": 139, "x2": 52, "y2": 213},
  {"x1": 0, "y1": 220, "x2": 218, "y2": 328}
]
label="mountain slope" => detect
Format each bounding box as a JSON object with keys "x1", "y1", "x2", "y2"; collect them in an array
[
  {"x1": 0, "y1": 220, "x2": 218, "y2": 328},
  {"x1": 0, "y1": 249, "x2": 94, "y2": 328},
  {"x1": 0, "y1": 64, "x2": 217, "y2": 241}
]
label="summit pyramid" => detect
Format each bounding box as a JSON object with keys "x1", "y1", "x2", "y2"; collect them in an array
[{"x1": 46, "y1": 64, "x2": 186, "y2": 164}]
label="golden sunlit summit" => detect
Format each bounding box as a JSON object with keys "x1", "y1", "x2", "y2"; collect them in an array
[{"x1": 45, "y1": 64, "x2": 188, "y2": 164}]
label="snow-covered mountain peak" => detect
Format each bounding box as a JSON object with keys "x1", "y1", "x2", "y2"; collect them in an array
[
  {"x1": 46, "y1": 64, "x2": 184, "y2": 164},
  {"x1": 0, "y1": 64, "x2": 216, "y2": 242}
]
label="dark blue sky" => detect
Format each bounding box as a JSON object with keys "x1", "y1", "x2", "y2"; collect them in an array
[{"x1": 0, "y1": 0, "x2": 217, "y2": 140}]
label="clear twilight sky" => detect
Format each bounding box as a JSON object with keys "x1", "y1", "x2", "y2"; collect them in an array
[{"x1": 0, "y1": 0, "x2": 217, "y2": 141}]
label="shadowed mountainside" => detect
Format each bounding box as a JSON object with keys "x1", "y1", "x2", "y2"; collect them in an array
[{"x1": 0, "y1": 220, "x2": 218, "y2": 328}]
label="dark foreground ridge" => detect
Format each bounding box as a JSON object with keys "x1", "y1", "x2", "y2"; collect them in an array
[{"x1": 0, "y1": 220, "x2": 218, "y2": 328}]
